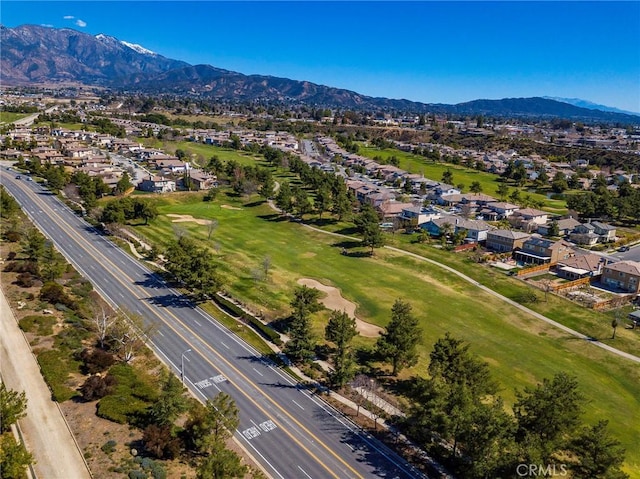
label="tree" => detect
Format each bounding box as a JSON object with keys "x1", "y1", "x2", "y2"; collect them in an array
[
  {"x1": 137, "y1": 201, "x2": 158, "y2": 225},
  {"x1": 548, "y1": 220, "x2": 560, "y2": 237},
  {"x1": 315, "y1": 185, "x2": 332, "y2": 219},
  {"x1": 332, "y1": 190, "x2": 352, "y2": 221},
  {"x1": 441, "y1": 169, "x2": 454, "y2": 185},
  {"x1": 355, "y1": 204, "x2": 384, "y2": 255},
  {"x1": 286, "y1": 286, "x2": 322, "y2": 363},
  {"x1": 0, "y1": 186, "x2": 20, "y2": 219},
  {"x1": 376, "y1": 299, "x2": 421, "y2": 375},
  {"x1": 428, "y1": 333, "x2": 498, "y2": 397},
  {"x1": 552, "y1": 171, "x2": 569, "y2": 194},
  {"x1": 91, "y1": 304, "x2": 117, "y2": 349},
  {"x1": 143, "y1": 424, "x2": 181, "y2": 459},
  {"x1": 259, "y1": 174, "x2": 275, "y2": 199},
  {"x1": 275, "y1": 181, "x2": 293, "y2": 214},
  {"x1": 570, "y1": 420, "x2": 629, "y2": 479},
  {"x1": 0, "y1": 433, "x2": 33, "y2": 479},
  {"x1": 514, "y1": 372, "x2": 585, "y2": 462},
  {"x1": 115, "y1": 172, "x2": 133, "y2": 195},
  {"x1": 611, "y1": 317, "x2": 619, "y2": 340},
  {"x1": 261, "y1": 255, "x2": 271, "y2": 281},
  {"x1": 470, "y1": 181, "x2": 483, "y2": 194},
  {"x1": 0, "y1": 383, "x2": 27, "y2": 433},
  {"x1": 108, "y1": 309, "x2": 156, "y2": 363},
  {"x1": 21, "y1": 228, "x2": 44, "y2": 262},
  {"x1": 196, "y1": 441, "x2": 247, "y2": 479},
  {"x1": 496, "y1": 183, "x2": 510, "y2": 201},
  {"x1": 148, "y1": 374, "x2": 188, "y2": 427},
  {"x1": 40, "y1": 241, "x2": 65, "y2": 282},
  {"x1": 325, "y1": 310, "x2": 358, "y2": 387},
  {"x1": 184, "y1": 393, "x2": 239, "y2": 453}
]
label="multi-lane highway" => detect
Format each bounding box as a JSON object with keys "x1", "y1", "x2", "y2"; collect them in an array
[{"x1": 1, "y1": 169, "x2": 424, "y2": 479}]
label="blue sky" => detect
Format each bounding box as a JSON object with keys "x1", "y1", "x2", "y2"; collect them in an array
[{"x1": 3, "y1": 1, "x2": 640, "y2": 112}]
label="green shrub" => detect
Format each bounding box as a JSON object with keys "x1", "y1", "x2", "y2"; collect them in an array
[
  {"x1": 151, "y1": 463, "x2": 166, "y2": 479},
  {"x1": 101, "y1": 440, "x2": 117, "y2": 454},
  {"x1": 97, "y1": 394, "x2": 149, "y2": 424},
  {"x1": 96, "y1": 364, "x2": 159, "y2": 425},
  {"x1": 19, "y1": 315, "x2": 56, "y2": 335},
  {"x1": 37, "y1": 349, "x2": 80, "y2": 402},
  {"x1": 54, "y1": 325, "x2": 90, "y2": 351},
  {"x1": 128, "y1": 470, "x2": 147, "y2": 479},
  {"x1": 213, "y1": 294, "x2": 282, "y2": 345}
]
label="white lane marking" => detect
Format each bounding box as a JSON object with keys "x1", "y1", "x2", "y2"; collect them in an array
[
  {"x1": 157, "y1": 331, "x2": 165, "y2": 337},
  {"x1": 298, "y1": 466, "x2": 313, "y2": 479},
  {"x1": 239, "y1": 434, "x2": 285, "y2": 479},
  {"x1": 252, "y1": 367, "x2": 264, "y2": 377},
  {"x1": 292, "y1": 400, "x2": 305, "y2": 411},
  {"x1": 220, "y1": 341, "x2": 230, "y2": 349},
  {"x1": 193, "y1": 319, "x2": 201, "y2": 326}
]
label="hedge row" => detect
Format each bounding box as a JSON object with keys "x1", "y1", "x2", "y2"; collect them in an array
[{"x1": 213, "y1": 293, "x2": 283, "y2": 346}]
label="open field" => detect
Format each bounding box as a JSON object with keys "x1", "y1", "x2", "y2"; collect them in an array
[
  {"x1": 0, "y1": 111, "x2": 31, "y2": 125},
  {"x1": 131, "y1": 191, "x2": 640, "y2": 476},
  {"x1": 357, "y1": 145, "x2": 568, "y2": 213}
]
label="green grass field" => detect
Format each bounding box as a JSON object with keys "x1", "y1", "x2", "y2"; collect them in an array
[
  {"x1": 0, "y1": 111, "x2": 30, "y2": 125},
  {"x1": 131, "y1": 191, "x2": 640, "y2": 476},
  {"x1": 357, "y1": 145, "x2": 568, "y2": 213}
]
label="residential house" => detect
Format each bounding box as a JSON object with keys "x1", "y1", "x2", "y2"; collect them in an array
[
  {"x1": 486, "y1": 202, "x2": 520, "y2": 219},
  {"x1": 537, "y1": 217, "x2": 581, "y2": 237},
  {"x1": 570, "y1": 223, "x2": 599, "y2": 246},
  {"x1": 601, "y1": 260, "x2": 640, "y2": 293},
  {"x1": 377, "y1": 201, "x2": 415, "y2": 221},
  {"x1": 509, "y1": 208, "x2": 549, "y2": 232},
  {"x1": 486, "y1": 230, "x2": 530, "y2": 253},
  {"x1": 514, "y1": 237, "x2": 574, "y2": 265},
  {"x1": 591, "y1": 222, "x2": 616, "y2": 242},
  {"x1": 400, "y1": 206, "x2": 441, "y2": 228},
  {"x1": 555, "y1": 254, "x2": 606, "y2": 280},
  {"x1": 569, "y1": 221, "x2": 615, "y2": 245},
  {"x1": 138, "y1": 175, "x2": 176, "y2": 193},
  {"x1": 421, "y1": 217, "x2": 492, "y2": 243},
  {"x1": 178, "y1": 169, "x2": 217, "y2": 191}
]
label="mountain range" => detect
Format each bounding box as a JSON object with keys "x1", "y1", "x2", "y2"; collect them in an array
[{"x1": 2, "y1": 24, "x2": 639, "y2": 124}]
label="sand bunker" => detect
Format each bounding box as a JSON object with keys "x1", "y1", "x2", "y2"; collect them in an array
[
  {"x1": 221, "y1": 204, "x2": 242, "y2": 210},
  {"x1": 297, "y1": 278, "x2": 383, "y2": 338},
  {"x1": 166, "y1": 214, "x2": 212, "y2": 225}
]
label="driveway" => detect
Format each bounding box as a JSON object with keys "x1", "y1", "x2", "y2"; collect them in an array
[{"x1": 0, "y1": 287, "x2": 92, "y2": 479}]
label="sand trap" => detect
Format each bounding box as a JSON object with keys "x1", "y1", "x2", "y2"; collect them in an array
[
  {"x1": 297, "y1": 278, "x2": 383, "y2": 338},
  {"x1": 221, "y1": 204, "x2": 242, "y2": 210},
  {"x1": 166, "y1": 214, "x2": 212, "y2": 225}
]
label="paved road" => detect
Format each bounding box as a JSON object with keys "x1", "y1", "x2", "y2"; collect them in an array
[
  {"x1": 1, "y1": 170, "x2": 424, "y2": 479},
  {"x1": 0, "y1": 288, "x2": 92, "y2": 479}
]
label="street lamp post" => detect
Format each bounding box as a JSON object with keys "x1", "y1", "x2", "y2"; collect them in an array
[{"x1": 181, "y1": 348, "x2": 192, "y2": 385}]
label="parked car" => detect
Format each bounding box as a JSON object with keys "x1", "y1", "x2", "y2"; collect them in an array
[
  {"x1": 618, "y1": 246, "x2": 630, "y2": 252},
  {"x1": 15, "y1": 175, "x2": 21, "y2": 179}
]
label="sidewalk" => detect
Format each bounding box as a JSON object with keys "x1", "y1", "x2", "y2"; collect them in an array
[{"x1": 0, "y1": 287, "x2": 92, "y2": 479}]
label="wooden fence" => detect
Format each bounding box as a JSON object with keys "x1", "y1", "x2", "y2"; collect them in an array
[
  {"x1": 517, "y1": 263, "x2": 550, "y2": 277},
  {"x1": 552, "y1": 276, "x2": 591, "y2": 292}
]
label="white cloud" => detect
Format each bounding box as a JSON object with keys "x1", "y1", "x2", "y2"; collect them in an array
[
  {"x1": 75, "y1": 19, "x2": 87, "y2": 27},
  {"x1": 41, "y1": 24, "x2": 54, "y2": 27},
  {"x1": 63, "y1": 15, "x2": 74, "y2": 19}
]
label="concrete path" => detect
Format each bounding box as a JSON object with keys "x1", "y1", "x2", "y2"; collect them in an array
[{"x1": 0, "y1": 287, "x2": 92, "y2": 479}]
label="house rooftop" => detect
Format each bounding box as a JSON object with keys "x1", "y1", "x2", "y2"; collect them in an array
[{"x1": 605, "y1": 260, "x2": 640, "y2": 276}]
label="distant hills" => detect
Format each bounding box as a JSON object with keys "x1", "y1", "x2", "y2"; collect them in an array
[
  {"x1": 543, "y1": 97, "x2": 639, "y2": 117},
  {"x1": 2, "y1": 24, "x2": 639, "y2": 125}
]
